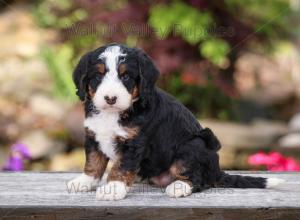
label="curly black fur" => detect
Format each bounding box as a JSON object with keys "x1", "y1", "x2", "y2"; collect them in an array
[{"x1": 73, "y1": 43, "x2": 267, "y2": 192}]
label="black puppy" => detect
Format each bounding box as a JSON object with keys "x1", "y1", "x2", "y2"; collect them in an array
[{"x1": 67, "y1": 43, "x2": 283, "y2": 200}]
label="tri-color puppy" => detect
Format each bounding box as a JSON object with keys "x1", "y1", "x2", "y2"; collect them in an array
[{"x1": 67, "y1": 43, "x2": 284, "y2": 200}]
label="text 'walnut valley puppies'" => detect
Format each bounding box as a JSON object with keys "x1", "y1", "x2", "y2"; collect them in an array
[{"x1": 67, "y1": 43, "x2": 284, "y2": 201}]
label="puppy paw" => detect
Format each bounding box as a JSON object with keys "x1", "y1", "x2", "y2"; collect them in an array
[
  {"x1": 266, "y1": 178, "x2": 285, "y2": 188},
  {"x1": 166, "y1": 180, "x2": 192, "y2": 198},
  {"x1": 96, "y1": 181, "x2": 128, "y2": 201},
  {"x1": 67, "y1": 173, "x2": 99, "y2": 192}
]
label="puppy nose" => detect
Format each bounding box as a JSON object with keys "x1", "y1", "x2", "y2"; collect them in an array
[{"x1": 104, "y1": 95, "x2": 117, "y2": 105}]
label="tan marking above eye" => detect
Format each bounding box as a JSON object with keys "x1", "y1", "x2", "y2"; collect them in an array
[
  {"x1": 118, "y1": 63, "x2": 126, "y2": 75},
  {"x1": 97, "y1": 63, "x2": 105, "y2": 74},
  {"x1": 132, "y1": 86, "x2": 139, "y2": 99}
]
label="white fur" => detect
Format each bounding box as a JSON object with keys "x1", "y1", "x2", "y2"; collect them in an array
[
  {"x1": 94, "y1": 45, "x2": 131, "y2": 112},
  {"x1": 67, "y1": 173, "x2": 99, "y2": 192},
  {"x1": 84, "y1": 111, "x2": 128, "y2": 160},
  {"x1": 266, "y1": 178, "x2": 285, "y2": 188},
  {"x1": 98, "y1": 45, "x2": 126, "y2": 71},
  {"x1": 165, "y1": 180, "x2": 192, "y2": 198},
  {"x1": 85, "y1": 45, "x2": 132, "y2": 160},
  {"x1": 96, "y1": 181, "x2": 128, "y2": 201}
]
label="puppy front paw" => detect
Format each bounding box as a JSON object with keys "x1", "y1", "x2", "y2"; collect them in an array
[
  {"x1": 96, "y1": 181, "x2": 128, "y2": 201},
  {"x1": 67, "y1": 173, "x2": 99, "y2": 192},
  {"x1": 166, "y1": 180, "x2": 192, "y2": 198}
]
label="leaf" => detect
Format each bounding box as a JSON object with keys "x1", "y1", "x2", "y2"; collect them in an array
[
  {"x1": 41, "y1": 45, "x2": 77, "y2": 102},
  {"x1": 149, "y1": 1, "x2": 213, "y2": 43},
  {"x1": 200, "y1": 39, "x2": 230, "y2": 66}
]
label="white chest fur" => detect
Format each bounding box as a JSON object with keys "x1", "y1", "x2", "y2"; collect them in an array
[{"x1": 84, "y1": 111, "x2": 128, "y2": 160}]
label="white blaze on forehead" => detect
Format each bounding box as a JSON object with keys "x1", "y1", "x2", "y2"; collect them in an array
[
  {"x1": 93, "y1": 45, "x2": 132, "y2": 112},
  {"x1": 98, "y1": 46, "x2": 126, "y2": 76}
]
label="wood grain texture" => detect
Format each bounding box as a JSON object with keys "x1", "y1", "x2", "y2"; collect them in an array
[{"x1": 0, "y1": 171, "x2": 299, "y2": 220}]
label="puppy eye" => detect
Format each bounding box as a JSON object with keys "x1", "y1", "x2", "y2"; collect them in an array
[
  {"x1": 121, "y1": 74, "x2": 130, "y2": 81},
  {"x1": 119, "y1": 57, "x2": 126, "y2": 63}
]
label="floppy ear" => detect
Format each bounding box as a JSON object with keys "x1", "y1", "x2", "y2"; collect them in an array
[
  {"x1": 73, "y1": 52, "x2": 90, "y2": 101},
  {"x1": 137, "y1": 49, "x2": 160, "y2": 107}
]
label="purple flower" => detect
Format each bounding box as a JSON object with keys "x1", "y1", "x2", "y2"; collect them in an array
[{"x1": 2, "y1": 143, "x2": 31, "y2": 171}]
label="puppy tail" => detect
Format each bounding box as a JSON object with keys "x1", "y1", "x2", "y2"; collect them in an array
[
  {"x1": 199, "y1": 128, "x2": 221, "y2": 151},
  {"x1": 217, "y1": 171, "x2": 285, "y2": 188}
]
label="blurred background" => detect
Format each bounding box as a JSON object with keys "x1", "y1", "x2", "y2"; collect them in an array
[{"x1": 1, "y1": 0, "x2": 300, "y2": 172}]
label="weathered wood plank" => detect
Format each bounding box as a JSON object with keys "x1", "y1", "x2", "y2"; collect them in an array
[{"x1": 0, "y1": 172, "x2": 299, "y2": 220}]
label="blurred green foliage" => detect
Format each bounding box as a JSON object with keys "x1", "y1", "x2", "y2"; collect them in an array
[
  {"x1": 226, "y1": 0, "x2": 293, "y2": 38},
  {"x1": 33, "y1": 0, "x2": 87, "y2": 28},
  {"x1": 149, "y1": 1, "x2": 230, "y2": 67},
  {"x1": 149, "y1": 1, "x2": 212, "y2": 43},
  {"x1": 200, "y1": 38, "x2": 230, "y2": 66},
  {"x1": 32, "y1": 0, "x2": 299, "y2": 120},
  {"x1": 42, "y1": 45, "x2": 77, "y2": 102},
  {"x1": 162, "y1": 74, "x2": 236, "y2": 120}
]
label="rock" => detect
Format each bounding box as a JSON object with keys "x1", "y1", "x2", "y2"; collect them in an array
[
  {"x1": 201, "y1": 119, "x2": 288, "y2": 149},
  {"x1": 278, "y1": 133, "x2": 300, "y2": 148},
  {"x1": 201, "y1": 119, "x2": 289, "y2": 169},
  {"x1": 49, "y1": 149, "x2": 114, "y2": 172},
  {"x1": 0, "y1": 3, "x2": 56, "y2": 102},
  {"x1": 29, "y1": 95, "x2": 67, "y2": 121},
  {"x1": 289, "y1": 113, "x2": 300, "y2": 131},
  {"x1": 64, "y1": 104, "x2": 85, "y2": 147},
  {"x1": 0, "y1": 3, "x2": 56, "y2": 59},
  {"x1": 0, "y1": 146, "x2": 9, "y2": 169},
  {"x1": 49, "y1": 148, "x2": 85, "y2": 171},
  {"x1": 235, "y1": 48, "x2": 300, "y2": 106},
  {"x1": 278, "y1": 113, "x2": 300, "y2": 148},
  {"x1": 0, "y1": 117, "x2": 20, "y2": 143},
  {"x1": 0, "y1": 3, "x2": 72, "y2": 170},
  {"x1": 0, "y1": 58, "x2": 51, "y2": 102},
  {"x1": 0, "y1": 99, "x2": 20, "y2": 142},
  {"x1": 20, "y1": 130, "x2": 65, "y2": 159}
]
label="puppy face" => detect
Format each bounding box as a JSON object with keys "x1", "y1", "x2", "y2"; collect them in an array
[
  {"x1": 73, "y1": 44, "x2": 159, "y2": 112},
  {"x1": 90, "y1": 46, "x2": 139, "y2": 112}
]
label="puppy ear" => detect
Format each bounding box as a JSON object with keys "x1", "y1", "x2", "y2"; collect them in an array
[
  {"x1": 137, "y1": 49, "x2": 160, "y2": 107},
  {"x1": 73, "y1": 52, "x2": 90, "y2": 101}
]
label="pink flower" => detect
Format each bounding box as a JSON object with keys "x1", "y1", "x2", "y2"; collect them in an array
[{"x1": 248, "y1": 151, "x2": 300, "y2": 171}]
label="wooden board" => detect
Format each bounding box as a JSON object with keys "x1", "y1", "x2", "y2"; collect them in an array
[{"x1": 0, "y1": 172, "x2": 300, "y2": 220}]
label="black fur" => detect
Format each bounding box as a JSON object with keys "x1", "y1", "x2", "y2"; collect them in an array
[
  {"x1": 73, "y1": 52, "x2": 91, "y2": 102},
  {"x1": 73, "y1": 43, "x2": 268, "y2": 192}
]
